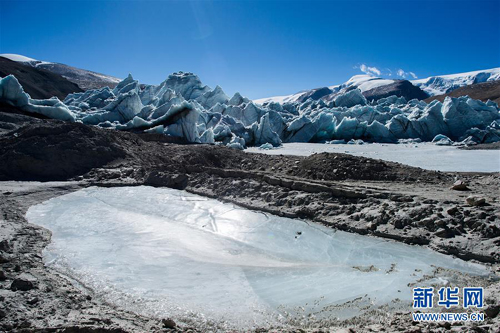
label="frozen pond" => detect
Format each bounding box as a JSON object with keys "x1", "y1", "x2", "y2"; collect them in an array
[
  {"x1": 246, "y1": 143, "x2": 500, "y2": 173},
  {"x1": 27, "y1": 186, "x2": 489, "y2": 329}
]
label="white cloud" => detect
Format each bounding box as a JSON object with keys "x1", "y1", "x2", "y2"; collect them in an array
[
  {"x1": 397, "y1": 69, "x2": 418, "y2": 79},
  {"x1": 359, "y1": 64, "x2": 381, "y2": 76},
  {"x1": 355, "y1": 64, "x2": 417, "y2": 79}
]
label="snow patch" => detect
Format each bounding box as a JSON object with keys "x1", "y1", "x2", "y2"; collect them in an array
[{"x1": 0, "y1": 53, "x2": 40, "y2": 63}]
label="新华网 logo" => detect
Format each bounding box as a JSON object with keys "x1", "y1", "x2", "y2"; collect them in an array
[{"x1": 411, "y1": 287, "x2": 484, "y2": 322}]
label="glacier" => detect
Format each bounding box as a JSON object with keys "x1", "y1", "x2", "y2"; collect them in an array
[
  {"x1": 1, "y1": 71, "x2": 500, "y2": 148},
  {"x1": 27, "y1": 186, "x2": 489, "y2": 329}
]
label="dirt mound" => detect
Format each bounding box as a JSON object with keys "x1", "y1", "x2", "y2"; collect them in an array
[
  {"x1": 296, "y1": 152, "x2": 406, "y2": 181},
  {"x1": 247, "y1": 152, "x2": 448, "y2": 183},
  {"x1": 158, "y1": 144, "x2": 247, "y2": 170},
  {"x1": 0, "y1": 122, "x2": 127, "y2": 180},
  {"x1": 0, "y1": 108, "x2": 46, "y2": 136}
]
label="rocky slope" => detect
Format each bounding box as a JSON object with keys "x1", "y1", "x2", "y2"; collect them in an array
[
  {"x1": 37, "y1": 62, "x2": 121, "y2": 91},
  {"x1": 0, "y1": 54, "x2": 121, "y2": 91},
  {"x1": 363, "y1": 79, "x2": 429, "y2": 101},
  {"x1": 0, "y1": 57, "x2": 82, "y2": 100},
  {"x1": 426, "y1": 80, "x2": 500, "y2": 106}
]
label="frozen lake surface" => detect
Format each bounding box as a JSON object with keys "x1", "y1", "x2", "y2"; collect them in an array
[
  {"x1": 27, "y1": 186, "x2": 489, "y2": 329},
  {"x1": 246, "y1": 143, "x2": 500, "y2": 173}
]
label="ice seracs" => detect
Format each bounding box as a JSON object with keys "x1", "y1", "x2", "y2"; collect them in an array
[
  {"x1": 163, "y1": 71, "x2": 210, "y2": 100},
  {"x1": 1, "y1": 70, "x2": 499, "y2": 147},
  {"x1": 334, "y1": 88, "x2": 367, "y2": 107},
  {"x1": 0, "y1": 75, "x2": 75, "y2": 121}
]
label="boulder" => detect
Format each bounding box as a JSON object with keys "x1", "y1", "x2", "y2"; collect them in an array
[
  {"x1": 144, "y1": 171, "x2": 188, "y2": 190},
  {"x1": 10, "y1": 278, "x2": 36, "y2": 291},
  {"x1": 450, "y1": 180, "x2": 469, "y2": 191},
  {"x1": 466, "y1": 196, "x2": 486, "y2": 207}
]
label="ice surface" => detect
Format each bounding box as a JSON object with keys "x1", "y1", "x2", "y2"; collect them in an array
[
  {"x1": 246, "y1": 142, "x2": 500, "y2": 173},
  {"x1": 27, "y1": 187, "x2": 489, "y2": 329}
]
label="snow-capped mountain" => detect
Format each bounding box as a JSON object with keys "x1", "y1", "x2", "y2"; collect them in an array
[
  {"x1": 254, "y1": 75, "x2": 411, "y2": 104},
  {"x1": 0, "y1": 53, "x2": 121, "y2": 91},
  {"x1": 254, "y1": 75, "x2": 397, "y2": 104},
  {"x1": 0, "y1": 54, "x2": 51, "y2": 65},
  {"x1": 336, "y1": 75, "x2": 395, "y2": 93},
  {"x1": 255, "y1": 68, "x2": 500, "y2": 104},
  {"x1": 411, "y1": 68, "x2": 500, "y2": 96}
]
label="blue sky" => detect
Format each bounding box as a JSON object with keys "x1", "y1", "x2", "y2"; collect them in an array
[{"x1": 1, "y1": 0, "x2": 499, "y2": 99}]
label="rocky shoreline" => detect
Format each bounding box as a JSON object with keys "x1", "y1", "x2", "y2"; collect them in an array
[{"x1": 0, "y1": 110, "x2": 499, "y2": 332}]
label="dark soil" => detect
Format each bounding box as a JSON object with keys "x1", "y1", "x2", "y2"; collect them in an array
[{"x1": 0, "y1": 121, "x2": 127, "y2": 181}]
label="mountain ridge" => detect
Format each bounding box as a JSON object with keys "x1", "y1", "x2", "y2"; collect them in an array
[
  {"x1": 0, "y1": 53, "x2": 121, "y2": 91},
  {"x1": 0, "y1": 57, "x2": 82, "y2": 100},
  {"x1": 255, "y1": 68, "x2": 500, "y2": 104}
]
